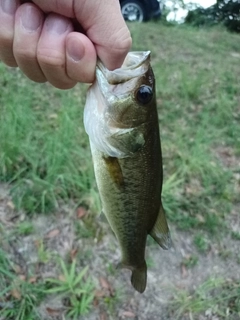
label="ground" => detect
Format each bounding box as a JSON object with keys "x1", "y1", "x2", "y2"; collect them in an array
[
  {"x1": 1, "y1": 181, "x2": 240, "y2": 319},
  {"x1": 0, "y1": 22, "x2": 240, "y2": 319}
]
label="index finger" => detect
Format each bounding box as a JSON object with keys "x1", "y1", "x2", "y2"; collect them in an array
[{"x1": 73, "y1": 0, "x2": 132, "y2": 70}]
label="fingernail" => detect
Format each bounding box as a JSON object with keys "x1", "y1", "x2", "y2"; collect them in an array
[
  {"x1": 21, "y1": 5, "x2": 42, "y2": 32},
  {"x1": 1, "y1": 0, "x2": 17, "y2": 14},
  {"x1": 45, "y1": 15, "x2": 69, "y2": 35},
  {"x1": 67, "y1": 37, "x2": 85, "y2": 62}
]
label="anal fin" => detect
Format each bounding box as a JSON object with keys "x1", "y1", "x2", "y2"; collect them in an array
[{"x1": 149, "y1": 204, "x2": 172, "y2": 250}]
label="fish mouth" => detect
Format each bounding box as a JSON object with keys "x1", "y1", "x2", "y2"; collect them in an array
[
  {"x1": 95, "y1": 51, "x2": 151, "y2": 101},
  {"x1": 97, "y1": 51, "x2": 151, "y2": 86}
]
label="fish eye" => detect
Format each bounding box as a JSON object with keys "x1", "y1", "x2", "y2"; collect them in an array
[{"x1": 136, "y1": 85, "x2": 153, "y2": 105}]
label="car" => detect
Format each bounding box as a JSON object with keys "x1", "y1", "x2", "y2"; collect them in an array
[{"x1": 120, "y1": 0, "x2": 161, "y2": 22}]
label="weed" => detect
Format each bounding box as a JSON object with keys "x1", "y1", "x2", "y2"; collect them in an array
[
  {"x1": 16, "y1": 221, "x2": 34, "y2": 236},
  {"x1": 46, "y1": 259, "x2": 95, "y2": 317},
  {"x1": 36, "y1": 240, "x2": 50, "y2": 264},
  {"x1": 169, "y1": 278, "x2": 240, "y2": 319},
  {"x1": 66, "y1": 292, "x2": 95, "y2": 319},
  {"x1": 218, "y1": 249, "x2": 233, "y2": 260},
  {"x1": 77, "y1": 249, "x2": 93, "y2": 265},
  {"x1": 0, "y1": 249, "x2": 45, "y2": 320},
  {"x1": 193, "y1": 233, "x2": 209, "y2": 253},
  {"x1": 75, "y1": 220, "x2": 94, "y2": 239},
  {"x1": 106, "y1": 263, "x2": 117, "y2": 276},
  {"x1": 231, "y1": 231, "x2": 240, "y2": 241},
  {"x1": 103, "y1": 288, "x2": 122, "y2": 316},
  {"x1": 182, "y1": 255, "x2": 198, "y2": 269},
  {"x1": 0, "y1": 280, "x2": 45, "y2": 320}
]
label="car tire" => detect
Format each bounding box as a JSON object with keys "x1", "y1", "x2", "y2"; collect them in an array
[{"x1": 121, "y1": 0, "x2": 147, "y2": 22}]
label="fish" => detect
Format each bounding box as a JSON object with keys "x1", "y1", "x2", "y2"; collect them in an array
[{"x1": 84, "y1": 51, "x2": 171, "y2": 293}]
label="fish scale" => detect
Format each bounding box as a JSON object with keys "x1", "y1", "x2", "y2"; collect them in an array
[{"x1": 84, "y1": 51, "x2": 171, "y2": 293}]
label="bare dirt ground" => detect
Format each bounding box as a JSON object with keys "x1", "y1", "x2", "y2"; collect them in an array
[{"x1": 1, "y1": 179, "x2": 240, "y2": 320}]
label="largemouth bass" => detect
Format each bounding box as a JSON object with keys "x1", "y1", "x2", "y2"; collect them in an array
[{"x1": 84, "y1": 51, "x2": 171, "y2": 293}]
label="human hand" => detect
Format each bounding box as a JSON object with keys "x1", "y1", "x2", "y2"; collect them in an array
[{"x1": 0, "y1": 0, "x2": 132, "y2": 89}]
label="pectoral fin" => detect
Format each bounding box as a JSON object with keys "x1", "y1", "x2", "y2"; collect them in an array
[
  {"x1": 150, "y1": 204, "x2": 172, "y2": 250},
  {"x1": 103, "y1": 156, "x2": 124, "y2": 187}
]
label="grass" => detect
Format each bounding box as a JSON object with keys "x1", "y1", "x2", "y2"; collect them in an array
[
  {"x1": 0, "y1": 247, "x2": 94, "y2": 320},
  {"x1": 169, "y1": 278, "x2": 240, "y2": 319},
  {"x1": 46, "y1": 259, "x2": 95, "y2": 318},
  {"x1": 0, "y1": 22, "x2": 240, "y2": 318},
  {"x1": 0, "y1": 70, "x2": 93, "y2": 213},
  {"x1": 16, "y1": 222, "x2": 34, "y2": 236},
  {"x1": 0, "y1": 249, "x2": 45, "y2": 320},
  {"x1": 193, "y1": 233, "x2": 209, "y2": 253},
  {"x1": 181, "y1": 255, "x2": 199, "y2": 269}
]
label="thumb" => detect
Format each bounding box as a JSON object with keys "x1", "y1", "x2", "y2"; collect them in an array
[{"x1": 74, "y1": 0, "x2": 132, "y2": 70}]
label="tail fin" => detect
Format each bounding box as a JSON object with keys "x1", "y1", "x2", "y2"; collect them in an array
[
  {"x1": 150, "y1": 204, "x2": 172, "y2": 250},
  {"x1": 131, "y1": 261, "x2": 147, "y2": 294}
]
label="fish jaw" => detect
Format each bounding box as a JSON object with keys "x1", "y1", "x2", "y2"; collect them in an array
[
  {"x1": 93, "y1": 51, "x2": 151, "y2": 114},
  {"x1": 97, "y1": 51, "x2": 151, "y2": 86}
]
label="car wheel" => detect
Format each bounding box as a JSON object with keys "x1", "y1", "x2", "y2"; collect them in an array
[{"x1": 121, "y1": 0, "x2": 146, "y2": 22}]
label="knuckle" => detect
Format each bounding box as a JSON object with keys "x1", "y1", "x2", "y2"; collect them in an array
[
  {"x1": 50, "y1": 80, "x2": 76, "y2": 90},
  {"x1": 0, "y1": 37, "x2": 12, "y2": 51},
  {"x1": 0, "y1": 40, "x2": 17, "y2": 66},
  {"x1": 37, "y1": 48, "x2": 65, "y2": 68},
  {"x1": 14, "y1": 48, "x2": 36, "y2": 62},
  {"x1": 0, "y1": 55, "x2": 17, "y2": 67},
  {"x1": 112, "y1": 28, "x2": 132, "y2": 52}
]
